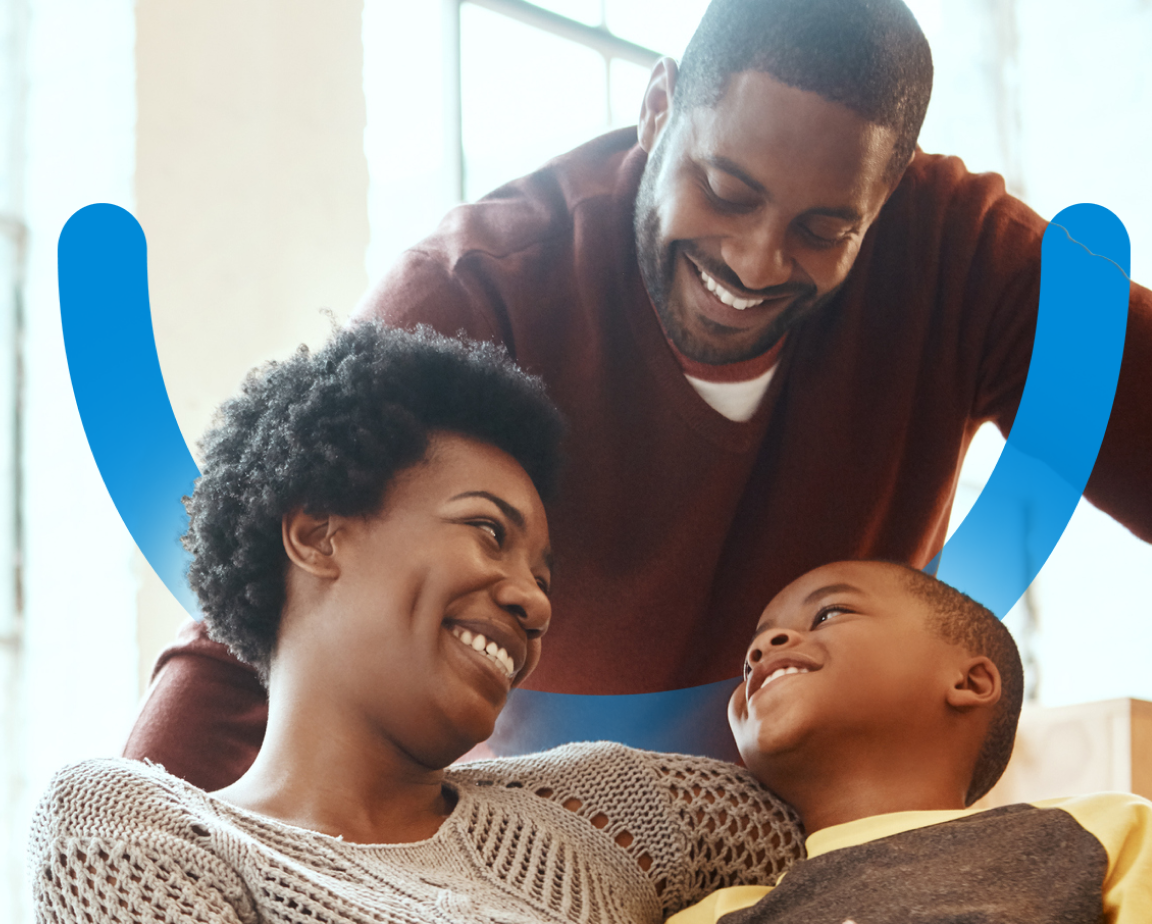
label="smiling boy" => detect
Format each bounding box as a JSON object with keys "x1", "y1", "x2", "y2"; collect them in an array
[{"x1": 671, "y1": 560, "x2": 1152, "y2": 924}]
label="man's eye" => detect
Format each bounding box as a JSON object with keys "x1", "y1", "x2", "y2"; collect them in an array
[
  {"x1": 701, "y1": 179, "x2": 756, "y2": 213},
  {"x1": 799, "y1": 224, "x2": 850, "y2": 248}
]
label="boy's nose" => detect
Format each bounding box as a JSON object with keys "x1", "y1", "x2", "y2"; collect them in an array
[{"x1": 746, "y1": 627, "x2": 802, "y2": 673}]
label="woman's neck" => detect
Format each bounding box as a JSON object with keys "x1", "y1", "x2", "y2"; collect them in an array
[{"x1": 212, "y1": 680, "x2": 456, "y2": 845}]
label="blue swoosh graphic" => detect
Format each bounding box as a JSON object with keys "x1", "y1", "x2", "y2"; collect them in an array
[
  {"x1": 57, "y1": 202, "x2": 1130, "y2": 758},
  {"x1": 935, "y1": 204, "x2": 1129, "y2": 617},
  {"x1": 59, "y1": 204, "x2": 201, "y2": 617}
]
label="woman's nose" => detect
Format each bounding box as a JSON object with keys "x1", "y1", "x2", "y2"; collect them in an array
[{"x1": 493, "y1": 569, "x2": 551, "y2": 638}]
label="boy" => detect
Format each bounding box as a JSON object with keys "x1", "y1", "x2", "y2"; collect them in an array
[{"x1": 671, "y1": 560, "x2": 1152, "y2": 923}]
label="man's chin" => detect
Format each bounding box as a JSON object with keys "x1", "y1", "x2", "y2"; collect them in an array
[{"x1": 660, "y1": 301, "x2": 794, "y2": 365}]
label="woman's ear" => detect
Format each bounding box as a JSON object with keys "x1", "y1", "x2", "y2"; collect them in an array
[
  {"x1": 638, "y1": 56, "x2": 679, "y2": 153},
  {"x1": 282, "y1": 509, "x2": 341, "y2": 579},
  {"x1": 946, "y1": 656, "x2": 1002, "y2": 712}
]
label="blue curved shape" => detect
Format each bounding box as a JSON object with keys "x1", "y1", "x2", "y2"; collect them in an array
[
  {"x1": 57, "y1": 202, "x2": 1131, "y2": 760},
  {"x1": 59, "y1": 204, "x2": 202, "y2": 617},
  {"x1": 936, "y1": 204, "x2": 1129, "y2": 617}
]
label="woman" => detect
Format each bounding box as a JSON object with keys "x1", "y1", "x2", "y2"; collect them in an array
[{"x1": 30, "y1": 323, "x2": 802, "y2": 923}]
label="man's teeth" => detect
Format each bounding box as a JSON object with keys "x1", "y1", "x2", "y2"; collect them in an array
[
  {"x1": 764, "y1": 665, "x2": 810, "y2": 685},
  {"x1": 450, "y1": 627, "x2": 515, "y2": 678},
  {"x1": 699, "y1": 267, "x2": 765, "y2": 310}
]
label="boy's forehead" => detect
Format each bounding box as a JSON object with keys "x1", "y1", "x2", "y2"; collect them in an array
[{"x1": 756, "y1": 561, "x2": 912, "y2": 627}]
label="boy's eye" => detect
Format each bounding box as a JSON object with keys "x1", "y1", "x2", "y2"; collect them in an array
[{"x1": 812, "y1": 605, "x2": 848, "y2": 628}]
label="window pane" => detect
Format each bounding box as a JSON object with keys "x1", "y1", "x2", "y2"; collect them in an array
[
  {"x1": 609, "y1": 57, "x2": 651, "y2": 128},
  {"x1": 461, "y1": 4, "x2": 608, "y2": 200},
  {"x1": 605, "y1": 0, "x2": 711, "y2": 60},
  {"x1": 528, "y1": 0, "x2": 602, "y2": 27}
]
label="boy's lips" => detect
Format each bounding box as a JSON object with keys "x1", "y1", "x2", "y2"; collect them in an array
[{"x1": 746, "y1": 655, "x2": 822, "y2": 700}]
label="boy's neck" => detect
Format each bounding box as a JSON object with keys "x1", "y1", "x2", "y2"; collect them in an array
[{"x1": 774, "y1": 751, "x2": 972, "y2": 834}]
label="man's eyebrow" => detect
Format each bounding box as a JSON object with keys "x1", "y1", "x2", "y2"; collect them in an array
[
  {"x1": 449, "y1": 491, "x2": 524, "y2": 529},
  {"x1": 804, "y1": 205, "x2": 864, "y2": 224},
  {"x1": 702, "y1": 156, "x2": 767, "y2": 196},
  {"x1": 701, "y1": 157, "x2": 863, "y2": 224}
]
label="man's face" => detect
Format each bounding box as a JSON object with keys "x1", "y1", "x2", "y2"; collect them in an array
[
  {"x1": 635, "y1": 69, "x2": 900, "y2": 364},
  {"x1": 728, "y1": 562, "x2": 964, "y2": 789}
]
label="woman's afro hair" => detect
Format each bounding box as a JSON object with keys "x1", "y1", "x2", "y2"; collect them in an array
[{"x1": 182, "y1": 322, "x2": 564, "y2": 679}]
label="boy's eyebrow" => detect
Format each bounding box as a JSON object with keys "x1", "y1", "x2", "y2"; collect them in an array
[
  {"x1": 752, "y1": 581, "x2": 867, "y2": 636},
  {"x1": 802, "y1": 582, "x2": 864, "y2": 604}
]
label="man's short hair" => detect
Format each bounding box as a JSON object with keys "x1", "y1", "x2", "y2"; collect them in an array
[
  {"x1": 676, "y1": 0, "x2": 933, "y2": 183},
  {"x1": 893, "y1": 564, "x2": 1025, "y2": 805},
  {"x1": 182, "y1": 322, "x2": 564, "y2": 681}
]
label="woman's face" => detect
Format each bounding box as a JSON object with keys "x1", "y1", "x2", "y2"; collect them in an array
[{"x1": 283, "y1": 432, "x2": 552, "y2": 768}]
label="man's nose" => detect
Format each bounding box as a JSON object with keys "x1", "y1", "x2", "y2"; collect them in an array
[{"x1": 722, "y1": 217, "x2": 793, "y2": 291}]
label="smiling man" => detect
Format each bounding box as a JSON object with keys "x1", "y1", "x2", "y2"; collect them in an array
[{"x1": 126, "y1": 0, "x2": 1152, "y2": 784}]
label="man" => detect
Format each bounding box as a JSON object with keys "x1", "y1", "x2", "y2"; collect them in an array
[{"x1": 125, "y1": 0, "x2": 1152, "y2": 786}]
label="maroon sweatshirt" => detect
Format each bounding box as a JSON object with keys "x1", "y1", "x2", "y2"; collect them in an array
[{"x1": 124, "y1": 129, "x2": 1152, "y2": 789}]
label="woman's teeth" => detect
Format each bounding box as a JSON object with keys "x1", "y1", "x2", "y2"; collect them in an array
[
  {"x1": 450, "y1": 627, "x2": 515, "y2": 678},
  {"x1": 698, "y1": 266, "x2": 765, "y2": 310}
]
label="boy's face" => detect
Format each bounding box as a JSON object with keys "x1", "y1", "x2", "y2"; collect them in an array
[{"x1": 729, "y1": 561, "x2": 969, "y2": 789}]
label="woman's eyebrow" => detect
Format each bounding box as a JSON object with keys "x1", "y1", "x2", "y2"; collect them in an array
[{"x1": 449, "y1": 490, "x2": 524, "y2": 528}]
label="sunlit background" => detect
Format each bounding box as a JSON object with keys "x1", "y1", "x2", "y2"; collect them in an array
[{"x1": 2, "y1": 1, "x2": 1151, "y2": 919}]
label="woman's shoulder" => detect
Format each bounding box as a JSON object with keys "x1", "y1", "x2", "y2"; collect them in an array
[{"x1": 33, "y1": 757, "x2": 209, "y2": 841}]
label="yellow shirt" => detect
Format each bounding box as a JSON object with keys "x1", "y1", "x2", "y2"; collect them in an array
[{"x1": 668, "y1": 792, "x2": 1152, "y2": 924}]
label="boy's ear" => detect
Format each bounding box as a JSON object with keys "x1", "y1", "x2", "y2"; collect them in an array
[
  {"x1": 282, "y1": 509, "x2": 341, "y2": 579},
  {"x1": 946, "y1": 656, "x2": 1002, "y2": 711}
]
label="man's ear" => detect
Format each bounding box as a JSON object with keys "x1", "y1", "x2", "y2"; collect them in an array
[
  {"x1": 946, "y1": 655, "x2": 1002, "y2": 712},
  {"x1": 638, "y1": 56, "x2": 679, "y2": 153},
  {"x1": 282, "y1": 509, "x2": 341, "y2": 579}
]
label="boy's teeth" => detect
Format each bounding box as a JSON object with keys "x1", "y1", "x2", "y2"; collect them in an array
[
  {"x1": 699, "y1": 267, "x2": 765, "y2": 311},
  {"x1": 765, "y1": 665, "x2": 810, "y2": 684},
  {"x1": 450, "y1": 627, "x2": 515, "y2": 678}
]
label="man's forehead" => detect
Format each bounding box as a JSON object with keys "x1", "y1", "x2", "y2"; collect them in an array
[{"x1": 681, "y1": 70, "x2": 898, "y2": 203}]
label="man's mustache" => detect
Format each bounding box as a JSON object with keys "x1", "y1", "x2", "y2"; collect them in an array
[{"x1": 679, "y1": 244, "x2": 815, "y2": 301}]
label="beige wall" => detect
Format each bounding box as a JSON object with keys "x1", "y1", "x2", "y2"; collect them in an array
[{"x1": 134, "y1": 1, "x2": 369, "y2": 691}]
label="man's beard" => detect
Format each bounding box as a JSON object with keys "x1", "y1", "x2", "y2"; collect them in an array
[{"x1": 633, "y1": 154, "x2": 838, "y2": 365}]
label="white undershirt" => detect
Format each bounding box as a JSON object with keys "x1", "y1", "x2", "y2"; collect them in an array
[{"x1": 683, "y1": 365, "x2": 778, "y2": 422}]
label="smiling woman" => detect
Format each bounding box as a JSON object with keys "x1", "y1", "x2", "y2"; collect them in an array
[{"x1": 28, "y1": 322, "x2": 802, "y2": 924}]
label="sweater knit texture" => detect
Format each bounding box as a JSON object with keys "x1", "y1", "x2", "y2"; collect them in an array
[{"x1": 30, "y1": 741, "x2": 804, "y2": 924}]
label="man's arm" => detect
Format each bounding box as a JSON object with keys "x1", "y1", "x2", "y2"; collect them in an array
[{"x1": 122, "y1": 619, "x2": 266, "y2": 791}]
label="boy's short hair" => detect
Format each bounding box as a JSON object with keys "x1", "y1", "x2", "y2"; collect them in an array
[
  {"x1": 181, "y1": 322, "x2": 564, "y2": 680},
  {"x1": 676, "y1": 0, "x2": 933, "y2": 183},
  {"x1": 892, "y1": 564, "x2": 1025, "y2": 805}
]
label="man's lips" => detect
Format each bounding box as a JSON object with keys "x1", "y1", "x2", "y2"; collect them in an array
[
  {"x1": 681, "y1": 253, "x2": 801, "y2": 328},
  {"x1": 746, "y1": 655, "x2": 822, "y2": 700}
]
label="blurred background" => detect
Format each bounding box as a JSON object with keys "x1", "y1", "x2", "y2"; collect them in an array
[{"x1": 1, "y1": 0, "x2": 1150, "y2": 919}]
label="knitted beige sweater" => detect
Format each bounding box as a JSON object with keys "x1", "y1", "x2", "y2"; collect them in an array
[{"x1": 30, "y1": 741, "x2": 803, "y2": 923}]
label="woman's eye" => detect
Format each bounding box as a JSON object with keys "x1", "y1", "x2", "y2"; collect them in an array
[{"x1": 472, "y1": 520, "x2": 504, "y2": 544}]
